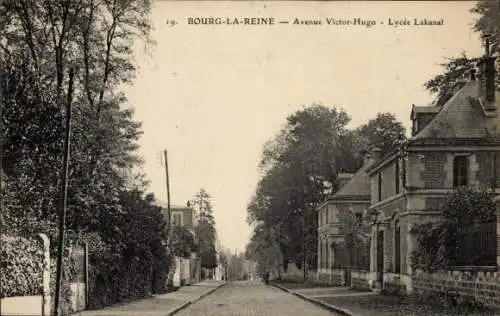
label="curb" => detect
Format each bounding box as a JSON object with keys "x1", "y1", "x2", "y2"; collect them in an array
[
  {"x1": 270, "y1": 283, "x2": 357, "y2": 316},
  {"x1": 166, "y1": 282, "x2": 227, "y2": 316}
]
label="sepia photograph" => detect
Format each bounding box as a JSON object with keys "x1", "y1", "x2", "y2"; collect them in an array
[{"x1": 1, "y1": 0, "x2": 500, "y2": 315}]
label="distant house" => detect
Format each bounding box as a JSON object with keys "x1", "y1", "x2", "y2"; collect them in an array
[
  {"x1": 213, "y1": 237, "x2": 226, "y2": 281},
  {"x1": 316, "y1": 158, "x2": 373, "y2": 286},
  {"x1": 365, "y1": 49, "x2": 500, "y2": 292},
  {"x1": 159, "y1": 202, "x2": 201, "y2": 286},
  {"x1": 161, "y1": 204, "x2": 196, "y2": 233}
]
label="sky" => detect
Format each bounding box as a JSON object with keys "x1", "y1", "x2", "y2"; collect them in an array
[{"x1": 125, "y1": 1, "x2": 484, "y2": 253}]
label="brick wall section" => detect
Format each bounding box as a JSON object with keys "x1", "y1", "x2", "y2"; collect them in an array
[
  {"x1": 381, "y1": 163, "x2": 396, "y2": 201},
  {"x1": 476, "y1": 152, "x2": 500, "y2": 188},
  {"x1": 425, "y1": 197, "x2": 446, "y2": 210},
  {"x1": 410, "y1": 151, "x2": 500, "y2": 190},
  {"x1": 420, "y1": 153, "x2": 447, "y2": 188},
  {"x1": 476, "y1": 152, "x2": 490, "y2": 187},
  {"x1": 412, "y1": 270, "x2": 500, "y2": 309}
]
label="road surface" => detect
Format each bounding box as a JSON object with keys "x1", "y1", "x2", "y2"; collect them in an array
[{"x1": 174, "y1": 280, "x2": 337, "y2": 315}]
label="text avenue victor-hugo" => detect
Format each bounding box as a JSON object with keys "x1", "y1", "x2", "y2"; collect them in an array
[{"x1": 186, "y1": 17, "x2": 444, "y2": 27}]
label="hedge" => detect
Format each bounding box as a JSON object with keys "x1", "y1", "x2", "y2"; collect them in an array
[{"x1": 0, "y1": 234, "x2": 44, "y2": 298}]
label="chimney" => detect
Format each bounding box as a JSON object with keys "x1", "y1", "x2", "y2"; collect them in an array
[{"x1": 477, "y1": 34, "x2": 497, "y2": 110}]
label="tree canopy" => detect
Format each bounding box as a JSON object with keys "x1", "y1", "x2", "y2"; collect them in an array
[
  {"x1": 1, "y1": 0, "x2": 173, "y2": 309},
  {"x1": 424, "y1": 1, "x2": 500, "y2": 106},
  {"x1": 246, "y1": 104, "x2": 406, "y2": 274}
]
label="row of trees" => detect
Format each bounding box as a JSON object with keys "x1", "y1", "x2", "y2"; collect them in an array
[
  {"x1": 0, "y1": 0, "x2": 173, "y2": 312},
  {"x1": 244, "y1": 106, "x2": 406, "y2": 276},
  {"x1": 244, "y1": 0, "x2": 500, "y2": 278}
]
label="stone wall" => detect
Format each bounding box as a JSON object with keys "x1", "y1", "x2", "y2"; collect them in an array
[
  {"x1": 412, "y1": 269, "x2": 500, "y2": 309},
  {"x1": 316, "y1": 268, "x2": 345, "y2": 286},
  {"x1": 350, "y1": 269, "x2": 373, "y2": 291}
]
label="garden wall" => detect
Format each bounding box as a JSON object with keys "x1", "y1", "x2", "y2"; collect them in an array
[
  {"x1": 350, "y1": 269, "x2": 373, "y2": 291},
  {"x1": 0, "y1": 234, "x2": 50, "y2": 316},
  {"x1": 316, "y1": 268, "x2": 346, "y2": 286},
  {"x1": 412, "y1": 268, "x2": 500, "y2": 309}
]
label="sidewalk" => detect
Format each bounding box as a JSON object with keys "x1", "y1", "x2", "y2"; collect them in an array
[
  {"x1": 74, "y1": 280, "x2": 226, "y2": 316},
  {"x1": 271, "y1": 282, "x2": 498, "y2": 316}
]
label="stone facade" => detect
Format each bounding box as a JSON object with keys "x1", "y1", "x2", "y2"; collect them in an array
[
  {"x1": 315, "y1": 51, "x2": 500, "y2": 301},
  {"x1": 368, "y1": 147, "x2": 500, "y2": 292},
  {"x1": 365, "y1": 57, "x2": 500, "y2": 294},
  {"x1": 316, "y1": 158, "x2": 372, "y2": 288}
]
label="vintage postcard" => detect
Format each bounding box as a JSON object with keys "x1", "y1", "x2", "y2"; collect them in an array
[{"x1": 1, "y1": 1, "x2": 499, "y2": 315}]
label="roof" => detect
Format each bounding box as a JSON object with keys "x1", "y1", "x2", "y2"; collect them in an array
[
  {"x1": 411, "y1": 80, "x2": 500, "y2": 140},
  {"x1": 329, "y1": 161, "x2": 372, "y2": 201}
]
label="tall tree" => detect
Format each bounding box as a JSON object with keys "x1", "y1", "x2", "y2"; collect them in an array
[
  {"x1": 245, "y1": 222, "x2": 284, "y2": 277},
  {"x1": 1, "y1": 0, "x2": 153, "y2": 235},
  {"x1": 250, "y1": 104, "x2": 357, "y2": 273},
  {"x1": 0, "y1": 0, "x2": 173, "y2": 309},
  {"x1": 424, "y1": 1, "x2": 500, "y2": 105},
  {"x1": 191, "y1": 189, "x2": 218, "y2": 269},
  {"x1": 357, "y1": 112, "x2": 407, "y2": 153},
  {"x1": 423, "y1": 54, "x2": 480, "y2": 106}
]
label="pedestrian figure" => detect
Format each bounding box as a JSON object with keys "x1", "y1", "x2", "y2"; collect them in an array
[{"x1": 263, "y1": 272, "x2": 270, "y2": 285}]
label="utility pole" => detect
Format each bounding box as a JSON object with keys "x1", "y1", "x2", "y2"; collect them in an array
[
  {"x1": 164, "y1": 150, "x2": 171, "y2": 241},
  {"x1": 53, "y1": 68, "x2": 75, "y2": 316},
  {"x1": 302, "y1": 213, "x2": 306, "y2": 281}
]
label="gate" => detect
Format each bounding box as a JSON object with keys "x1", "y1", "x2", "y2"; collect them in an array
[{"x1": 68, "y1": 242, "x2": 88, "y2": 312}]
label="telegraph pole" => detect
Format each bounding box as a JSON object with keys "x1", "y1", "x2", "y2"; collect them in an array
[
  {"x1": 53, "y1": 68, "x2": 75, "y2": 316},
  {"x1": 164, "y1": 150, "x2": 171, "y2": 241}
]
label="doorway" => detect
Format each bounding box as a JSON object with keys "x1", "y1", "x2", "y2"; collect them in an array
[{"x1": 376, "y1": 230, "x2": 384, "y2": 284}]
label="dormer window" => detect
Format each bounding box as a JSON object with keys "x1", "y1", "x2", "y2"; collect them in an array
[{"x1": 453, "y1": 155, "x2": 469, "y2": 187}]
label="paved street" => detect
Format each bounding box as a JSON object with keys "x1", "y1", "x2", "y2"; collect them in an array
[
  {"x1": 74, "y1": 280, "x2": 225, "y2": 316},
  {"x1": 174, "y1": 281, "x2": 337, "y2": 316}
]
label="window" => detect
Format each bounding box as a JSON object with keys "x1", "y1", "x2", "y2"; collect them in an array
[
  {"x1": 172, "y1": 212, "x2": 182, "y2": 226},
  {"x1": 355, "y1": 213, "x2": 363, "y2": 228},
  {"x1": 395, "y1": 160, "x2": 400, "y2": 194},
  {"x1": 377, "y1": 173, "x2": 382, "y2": 201},
  {"x1": 394, "y1": 220, "x2": 401, "y2": 274},
  {"x1": 453, "y1": 156, "x2": 469, "y2": 187}
]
